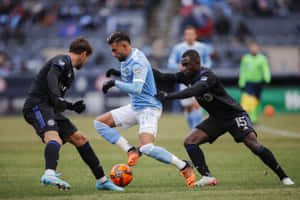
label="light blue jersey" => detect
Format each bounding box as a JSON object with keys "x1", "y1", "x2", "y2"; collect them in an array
[
  {"x1": 168, "y1": 41, "x2": 212, "y2": 69},
  {"x1": 115, "y1": 48, "x2": 162, "y2": 110}
]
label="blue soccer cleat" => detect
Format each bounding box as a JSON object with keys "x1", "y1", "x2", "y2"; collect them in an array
[
  {"x1": 41, "y1": 173, "x2": 71, "y2": 191},
  {"x1": 96, "y1": 180, "x2": 124, "y2": 191}
]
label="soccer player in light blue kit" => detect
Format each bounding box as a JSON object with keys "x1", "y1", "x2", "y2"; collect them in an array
[
  {"x1": 93, "y1": 32, "x2": 195, "y2": 187},
  {"x1": 168, "y1": 26, "x2": 213, "y2": 130}
]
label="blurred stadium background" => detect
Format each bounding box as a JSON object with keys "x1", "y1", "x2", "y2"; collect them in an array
[
  {"x1": 1, "y1": 1, "x2": 300, "y2": 200},
  {"x1": 0, "y1": 0, "x2": 300, "y2": 115}
]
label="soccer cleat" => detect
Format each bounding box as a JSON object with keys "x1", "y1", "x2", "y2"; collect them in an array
[
  {"x1": 41, "y1": 173, "x2": 71, "y2": 190},
  {"x1": 127, "y1": 147, "x2": 140, "y2": 166},
  {"x1": 281, "y1": 177, "x2": 295, "y2": 185},
  {"x1": 195, "y1": 176, "x2": 218, "y2": 187},
  {"x1": 180, "y1": 161, "x2": 196, "y2": 187},
  {"x1": 96, "y1": 180, "x2": 124, "y2": 191}
]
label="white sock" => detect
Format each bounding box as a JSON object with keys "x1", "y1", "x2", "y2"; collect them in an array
[
  {"x1": 97, "y1": 176, "x2": 108, "y2": 184},
  {"x1": 116, "y1": 136, "x2": 132, "y2": 152},
  {"x1": 171, "y1": 155, "x2": 186, "y2": 170},
  {"x1": 44, "y1": 169, "x2": 56, "y2": 176}
]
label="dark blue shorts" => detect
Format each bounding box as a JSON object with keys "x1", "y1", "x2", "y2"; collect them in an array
[
  {"x1": 23, "y1": 102, "x2": 77, "y2": 143},
  {"x1": 196, "y1": 112, "x2": 256, "y2": 143}
]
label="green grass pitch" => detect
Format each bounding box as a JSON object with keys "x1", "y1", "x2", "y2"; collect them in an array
[{"x1": 0, "y1": 114, "x2": 300, "y2": 200}]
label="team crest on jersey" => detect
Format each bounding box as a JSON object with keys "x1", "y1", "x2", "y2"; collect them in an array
[
  {"x1": 47, "y1": 119, "x2": 55, "y2": 126},
  {"x1": 58, "y1": 60, "x2": 65, "y2": 66},
  {"x1": 134, "y1": 68, "x2": 142, "y2": 76},
  {"x1": 200, "y1": 76, "x2": 208, "y2": 81},
  {"x1": 125, "y1": 68, "x2": 129, "y2": 75},
  {"x1": 203, "y1": 93, "x2": 213, "y2": 102},
  {"x1": 67, "y1": 72, "x2": 72, "y2": 78}
]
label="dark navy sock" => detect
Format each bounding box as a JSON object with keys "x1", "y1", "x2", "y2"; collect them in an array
[
  {"x1": 76, "y1": 142, "x2": 105, "y2": 179},
  {"x1": 45, "y1": 141, "x2": 61, "y2": 170},
  {"x1": 255, "y1": 146, "x2": 287, "y2": 180},
  {"x1": 185, "y1": 144, "x2": 212, "y2": 177}
]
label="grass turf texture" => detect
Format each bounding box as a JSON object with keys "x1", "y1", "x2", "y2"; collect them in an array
[{"x1": 0, "y1": 114, "x2": 299, "y2": 200}]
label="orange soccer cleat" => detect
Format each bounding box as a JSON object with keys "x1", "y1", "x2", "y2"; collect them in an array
[
  {"x1": 127, "y1": 147, "x2": 140, "y2": 166},
  {"x1": 180, "y1": 161, "x2": 196, "y2": 187}
]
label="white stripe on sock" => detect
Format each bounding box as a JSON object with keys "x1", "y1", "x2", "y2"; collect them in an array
[
  {"x1": 171, "y1": 155, "x2": 186, "y2": 170},
  {"x1": 116, "y1": 136, "x2": 132, "y2": 152}
]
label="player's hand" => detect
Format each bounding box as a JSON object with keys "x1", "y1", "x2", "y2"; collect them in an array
[
  {"x1": 54, "y1": 97, "x2": 73, "y2": 112},
  {"x1": 155, "y1": 90, "x2": 168, "y2": 102},
  {"x1": 102, "y1": 80, "x2": 115, "y2": 94},
  {"x1": 71, "y1": 100, "x2": 86, "y2": 114},
  {"x1": 106, "y1": 68, "x2": 121, "y2": 77}
]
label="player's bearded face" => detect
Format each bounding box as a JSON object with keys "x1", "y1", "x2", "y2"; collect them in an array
[{"x1": 110, "y1": 43, "x2": 127, "y2": 62}]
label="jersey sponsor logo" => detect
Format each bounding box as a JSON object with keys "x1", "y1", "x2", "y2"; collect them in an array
[
  {"x1": 47, "y1": 119, "x2": 55, "y2": 126},
  {"x1": 58, "y1": 60, "x2": 66, "y2": 66},
  {"x1": 200, "y1": 76, "x2": 208, "y2": 81},
  {"x1": 134, "y1": 68, "x2": 142, "y2": 76},
  {"x1": 203, "y1": 93, "x2": 213, "y2": 102}
]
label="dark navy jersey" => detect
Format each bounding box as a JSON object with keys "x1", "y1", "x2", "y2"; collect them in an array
[
  {"x1": 25, "y1": 55, "x2": 74, "y2": 107},
  {"x1": 153, "y1": 68, "x2": 245, "y2": 119}
]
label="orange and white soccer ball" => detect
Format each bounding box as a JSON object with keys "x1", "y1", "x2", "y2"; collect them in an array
[{"x1": 110, "y1": 164, "x2": 133, "y2": 187}]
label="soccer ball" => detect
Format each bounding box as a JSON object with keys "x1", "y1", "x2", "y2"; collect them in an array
[
  {"x1": 264, "y1": 105, "x2": 275, "y2": 117},
  {"x1": 110, "y1": 164, "x2": 133, "y2": 187}
]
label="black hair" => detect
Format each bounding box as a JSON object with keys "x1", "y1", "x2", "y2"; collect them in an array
[
  {"x1": 182, "y1": 49, "x2": 200, "y2": 64},
  {"x1": 106, "y1": 32, "x2": 131, "y2": 45}
]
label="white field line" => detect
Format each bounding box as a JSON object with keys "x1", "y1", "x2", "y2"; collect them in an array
[{"x1": 256, "y1": 125, "x2": 300, "y2": 138}]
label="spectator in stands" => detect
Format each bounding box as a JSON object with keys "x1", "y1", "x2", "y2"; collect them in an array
[
  {"x1": 214, "y1": 7, "x2": 231, "y2": 38},
  {"x1": 234, "y1": 20, "x2": 254, "y2": 44},
  {"x1": 1, "y1": 1, "x2": 27, "y2": 44},
  {"x1": 238, "y1": 42, "x2": 271, "y2": 124},
  {"x1": 251, "y1": 0, "x2": 276, "y2": 17},
  {"x1": 0, "y1": 51, "x2": 12, "y2": 77}
]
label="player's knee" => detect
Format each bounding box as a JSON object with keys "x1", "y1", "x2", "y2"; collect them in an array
[
  {"x1": 69, "y1": 131, "x2": 88, "y2": 147},
  {"x1": 243, "y1": 132, "x2": 261, "y2": 153},
  {"x1": 184, "y1": 105, "x2": 194, "y2": 113},
  {"x1": 44, "y1": 131, "x2": 62, "y2": 145},
  {"x1": 184, "y1": 136, "x2": 193, "y2": 146},
  {"x1": 95, "y1": 115, "x2": 106, "y2": 124},
  {"x1": 184, "y1": 131, "x2": 206, "y2": 146},
  {"x1": 95, "y1": 112, "x2": 115, "y2": 127}
]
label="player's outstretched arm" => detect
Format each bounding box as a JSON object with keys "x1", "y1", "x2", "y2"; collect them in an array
[
  {"x1": 102, "y1": 79, "x2": 144, "y2": 95},
  {"x1": 115, "y1": 80, "x2": 144, "y2": 94},
  {"x1": 106, "y1": 68, "x2": 121, "y2": 77},
  {"x1": 157, "y1": 82, "x2": 208, "y2": 100},
  {"x1": 152, "y1": 68, "x2": 188, "y2": 87}
]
